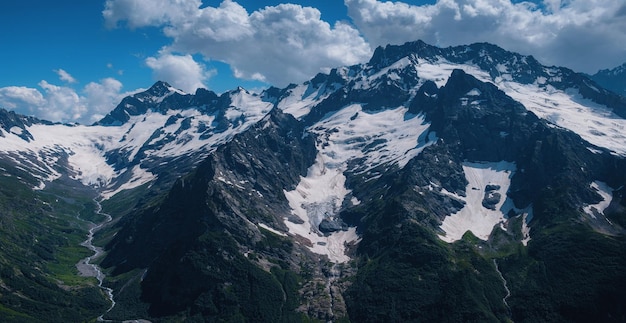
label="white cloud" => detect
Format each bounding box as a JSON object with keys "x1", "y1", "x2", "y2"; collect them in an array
[
  {"x1": 103, "y1": 0, "x2": 202, "y2": 29},
  {"x1": 38, "y1": 80, "x2": 84, "y2": 121},
  {"x1": 82, "y1": 78, "x2": 125, "y2": 122},
  {"x1": 0, "y1": 78, "x2": 134, "y2": 124},
  {"x1": 345, "y1": 0, "x2": 626, "y2": 73},
  {"x1": 145, "y1": 51, "x2": 212, "y2": 93},
  {"x1": 0, "y1": 86, "x2": 46, "y2": 113},
  {"x1": 103, "y1": 0, "x2": 372, "y2": 86},
  {"x1": 54, "y1": 69, "x2": 77, "y2": 84}
]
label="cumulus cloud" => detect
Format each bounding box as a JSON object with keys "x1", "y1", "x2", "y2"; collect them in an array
[
  {"x1": 0, "y1": 78, "x2": 134, "y2": 124},
  {"x1": 82, "y1": 78, "x2": 126, "y2": 121},
  {"x1": 345, "y1": 0, "x2": 626, "y2": 73},
  {"x1": 0, "y1": 87, "x2": 46, "y2": 113},
  {"x1": 145, "y1": 51, "x2": 212, "y2": 93},
  {"x1": 38, "y1": 80, "x2": 84, "y2": 121},
  {"x1": 103, "y1": 0, "x2": 202, "y2": 29},
  {"x1": 103, "y1": 0, "x2": 372, "y2": 86},
  {"x1": 55, "y1": 69, "x2": 77, "y2": 84}
]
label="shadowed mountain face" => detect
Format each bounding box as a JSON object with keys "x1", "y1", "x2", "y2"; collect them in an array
[
  {"x1": 1, "y1": 40, "x2": 626, "y2": 322},
  {"x1": 591, "y1": 62, "x2": 626, "y2": 97}
]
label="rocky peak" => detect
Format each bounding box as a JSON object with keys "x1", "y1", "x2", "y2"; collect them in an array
[
  {"x1": 591, "y1": 62, "x2": 626, "y2": 97},
  {"x1": 0, "y1": 108, "x2": 52, "y2": 142},
  {"x1": 144, "y1": 81, "x2": 175, "y2": 98},
  {"x1": 368, "y1": 39, "x2": 440, "y2": 69}
]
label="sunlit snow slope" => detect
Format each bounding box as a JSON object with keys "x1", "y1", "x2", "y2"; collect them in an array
[
  {"x1": 0, "y1": 87, "x2": 272, "y2": 198},
  {"x1": 283, "y1": 104, "x2": 435, "y2": 262},
  {"x1": 408, "y1": 56, "x2": 626, "y2": 156}
]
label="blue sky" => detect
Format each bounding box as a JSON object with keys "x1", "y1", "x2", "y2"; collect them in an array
[{"x1": 1, "y1": 0, "x2": 625, "y2": 123}]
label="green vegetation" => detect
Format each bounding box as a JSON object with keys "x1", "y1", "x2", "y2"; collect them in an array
[
  {"x1": 500, "y1": 223, "x2": 626, "y2": 322},
  {"x1": 346, "y1": 216, "x2": 510, "y2": 322},
  {"x1": 0, "y1": 167, "x2": 109, "y2": 322},
  {"x1": 130, "y1": 226, "x2": 310, "y2": 322},
  {"x1": 100, "y1": 182, "x2": 156, "y2": 220}
]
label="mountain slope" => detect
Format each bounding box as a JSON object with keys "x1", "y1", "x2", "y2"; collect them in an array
[
  {"x1": 0, "y1": 40, "x2": 625, "y2": 322},
  {"x1": 591, "y1": 62, "x2": 626, "y2": 97},
  {"x1": 95, "y1": 41, "x2": 626, "y2": 322}
]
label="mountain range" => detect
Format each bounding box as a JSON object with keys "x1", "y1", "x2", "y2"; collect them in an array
[
  {"x1": 591, "y1": 63, "x2": 626, "y2": 97},
  {"x1": 0, "y1": 40, "x2": 625, "y2": 322}
]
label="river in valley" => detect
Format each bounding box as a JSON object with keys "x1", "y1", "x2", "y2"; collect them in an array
[{"x1": 76, "y1": 199, "x2": 115, "y2": 321}]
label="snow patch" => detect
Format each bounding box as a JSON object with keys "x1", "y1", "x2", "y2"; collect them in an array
[
  {"x1": 278, "y1": 83, "x2": 336, "y2": 119},
  {"x1": 413, "y1": 59, "x2": 492, "y2": 88},
  {"x1": 258, "y1": 223, "x2": 287, "y2": 237},
  {"x1": 100, "y1": 165, "x2": 155, "y2": 200},
  {"x1": 521, "y1": 208, "x2": 533, "y2": 246},
  {"x1": 439, "y1": 161, "x2": 516, "y2": 243},
  {"x1": 466, "y1": 88, "x2": 482, "y2": 96},
  {"x1": 9, "y1": 126, "x2": 23, "y2": 136},
  {"x1": 583, "y1": 181, "x2": 613, "y2": 219}
]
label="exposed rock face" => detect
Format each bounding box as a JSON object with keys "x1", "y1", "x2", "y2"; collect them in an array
[
  {"x1": 2, "y1": 40, "x2": 625, "y2": 322},
  {"x1": 54, "y1": 42, "x2": 626, "y2": 322},
  {"x1": 482, "y1": 184, "x2": 502, "y2": 210},
  {"x1": 591, "y1": 62, "x2": 626, "y2": 97}
]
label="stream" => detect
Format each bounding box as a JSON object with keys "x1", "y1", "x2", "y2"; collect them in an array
[
  {"x1": 76, "y1": 199, "x2": 115, "y2": 321},
  {"x1": 493, "y1": 259, "x2": 511, "y2": 317}
]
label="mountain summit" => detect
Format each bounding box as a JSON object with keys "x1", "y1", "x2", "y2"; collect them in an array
[
  {"x1": 1, "y1": 40, "x2": 625, "y2": 322},
  {"x1": 591, "y1": 62, "x2": 626, "y2": 96}
]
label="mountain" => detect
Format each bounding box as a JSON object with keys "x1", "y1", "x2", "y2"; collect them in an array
[
  {"x1": 1, "y1": 40, "x2": 626, "y2": 322},
  {"x1": 591, "y1": 62, "x2": 626, "y2": 97}
]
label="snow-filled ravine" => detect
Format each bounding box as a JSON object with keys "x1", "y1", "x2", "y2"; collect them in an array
[
  {"x1": 284, "y1": 104, "x2": 436, "y2": 262},
  {"x1": 283, "y1": 153, "x2": 359, "y2": 263},
  {"x1": 583, "y1": 181, "x2": 614, "y2": 219},
  {"x1": 439, "y1": 161, "x2": 517, "y2": 243}
]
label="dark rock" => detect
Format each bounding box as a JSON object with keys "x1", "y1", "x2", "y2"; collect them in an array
[
  {"x1": 319, "y1": 218, "x2": 344, "y2": 233},
  {"x1": 482, "y1": 183, "x2": 502, "y2": 210}
]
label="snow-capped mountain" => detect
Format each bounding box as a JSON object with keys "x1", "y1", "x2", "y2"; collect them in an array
[
  {"x1": 1, "y1": 40, "x2": 625, "y2": 322},
  {"x1": 0, "y1": 81, "x2": 273, "y2": 197},
  {"x1": 591, "y1": 62, "x2": 626, "y2": 96}
]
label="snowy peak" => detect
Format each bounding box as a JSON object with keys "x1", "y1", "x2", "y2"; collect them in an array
[
  {"x1": 0, "y1": 108, "x2": 50, "y2": 142},
  {"x1": 96, "y1": 81, "x2": 191, "y2": 126},
  {"x1": 359, "y1": 40, "x2": 626, "y2": 156},
  {"x1": 591, "y1": 62, "x2": 626, "y2": 97},
  {"x1": 368, "y1": 39, "x2": 438, "y2": 69},
  {"x1": 143, "y1": 80, "x2": 181, "y2": 98},
  {"x1": 2, "y1": 39, "x2": 626, "y2": 322},
  {"x1": 0, "y1": 83, "x2": 273, "y2": 195}
]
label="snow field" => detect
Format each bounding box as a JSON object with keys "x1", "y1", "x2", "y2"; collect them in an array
[
  {"x1": 410, "y1": 56, "x2": 626, "y2": 157},
  {"x1": 310, "y1": 104, "x2": 435, "y2": 175},
  {"x1": 497, "y1": 83, "x2": 626, "y2": 156},
  {"x1": 283, "y1": 104, "x2": 434, "y2": 262},
  {"x1": 0, "y1": 89, "x2": 273, "y2": 197},
  {"x1": 277, "y1": 82, "x2": 337, "y2": 119},
  {"x1": 439, "y1": 161, "x2": 516, "y2": 243},
  {"x1": 283, "y1": 153, "x2": 357, "y2": 263}
]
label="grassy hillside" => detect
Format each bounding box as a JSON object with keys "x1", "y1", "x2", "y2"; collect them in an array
[{"x1": 0, "y1": 163, "x2": 109, "y2": 322}]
